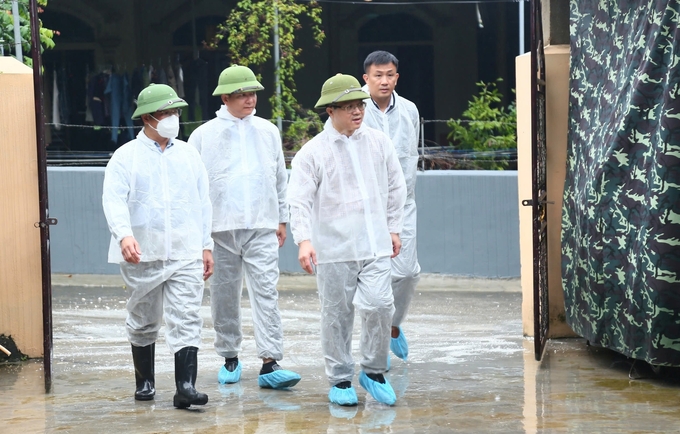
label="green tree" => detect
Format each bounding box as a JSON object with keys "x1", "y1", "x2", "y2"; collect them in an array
[
  {"x1": 447, "y1": 79, "x2": 516, "y2": 169},
  {"x1": 0, "y1": 0, "x2": 56, "y2": 67},
  {"x1": 210, "y1": 0, "x2": 324, "y2": 150}
]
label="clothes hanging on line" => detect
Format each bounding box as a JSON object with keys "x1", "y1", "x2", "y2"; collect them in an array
[
  {"x1": 104, "y1": 72, "x2": 135, "y2": 143},
  {"x1": 52, "y1": 70, "x2": 61, "y2": 130}
]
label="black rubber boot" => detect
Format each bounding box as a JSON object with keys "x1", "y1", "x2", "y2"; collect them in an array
[
  {"x1": 131, "y1": 343, "x2": 155, "y2": 401},
  {"x1": 173, "y1": 346, "x2": 208, "y2": 409}
]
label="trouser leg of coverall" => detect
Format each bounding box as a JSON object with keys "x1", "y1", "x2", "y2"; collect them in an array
[
  {"x1": 391, "y1": 200, "x2": 421, "y2": 327},
  {"x1": 211, "y1": 232, "x2": 244, "y2": 359},
  {"x1": 241, "y1": 229, "x2": 284, "y2": 361},
  {"x1": 356, "y1": 257, "x2": 394, "y2": 373},
  {"x1": 317, "y1": 261, "x2": 358, "y2": 385},
  {"x1": 162, "y1": 261, "x2": 204, "y2": 354},
  {"x1": 121, "y1": 260, "x2": 204, "y2": 354},
  {"x1": 122, "y1": 261, "x2": 164, "y2": 348},
  {"x1": 317, "y1": 257, "x2": 394, "y2": 385}
]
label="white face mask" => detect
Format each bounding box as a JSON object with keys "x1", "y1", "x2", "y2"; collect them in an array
[{"x1": 150, "y1": 114, "x2": 180, "y2": 139}]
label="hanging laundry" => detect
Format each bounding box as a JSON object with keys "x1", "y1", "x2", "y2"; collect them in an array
[
  {"x1": 88, "y1": 72, "x2": 110, "y2": 127},
  {"x1": 158, "y1": 66, "x2": 168, "y2": 85},
  {"x1": 105, "y1": 73, "x2": 135, "y2": 144},
  {"x1": 167, "y1": 63, "x2": 177, "y2": 92},
  {"x1": 85, "y1": 67, "x2": 93, "y2": 123},
  {"x1": 58, "y1": 65, "x2": 70, "y2": 125},
  {"x1": 53, "y1": 70, "x2": 61, "y2": 130},
  {"x1": 175, "y1": 62, "x2": 185, "y2": 98}
]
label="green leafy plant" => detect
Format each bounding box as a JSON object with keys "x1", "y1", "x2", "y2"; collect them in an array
[
  {"x1": 283, "y1": 108, "x2": 322, "y2": 151},
  {"x1": 210, "y1": 0, "x2": 324, "y2": 147},
  {"x1": 0, "y1": 0, "x2": 56, "y2": 67},
  {"x1": 447, "y1": 79, "x2": 516, "y2": 169}
]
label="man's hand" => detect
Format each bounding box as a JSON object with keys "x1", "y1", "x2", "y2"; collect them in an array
[
  {"x1": 120, "y1": 236, "x2": 142, "y2": 264},
  {"x1": 298, "y1": 240, "x2": 317, "y2": 274},
  {"x1": 276, "y1": 223, "x2": 287, "y2": 248},
  {"x1": 390, "y1": 233, "x2": 401, "y2": 258},
  {"x1": 203, "y1": 250, "x2": 214, "y2": 281}
]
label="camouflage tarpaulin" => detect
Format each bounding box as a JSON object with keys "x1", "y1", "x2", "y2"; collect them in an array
[{"x1": 562, "y1": 0, "x2": 680, "y2": 366}]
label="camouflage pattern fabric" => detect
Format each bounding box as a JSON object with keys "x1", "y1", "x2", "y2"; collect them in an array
[{"x1": 562, "y1": 0, "x2": 680, "y2": 366}]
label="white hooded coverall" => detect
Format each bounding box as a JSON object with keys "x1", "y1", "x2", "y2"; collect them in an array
[
  {"x1": 102, "y1": 130, "x2": 214, "y2": 354},
  {"x1": 188, "y1": 106, "x2": 289, "y2": 361},
  {"x1": 288, "y1": 122, "x2": 406, "y2": 384},
  {"x1": 361, "y1": 88, "x2": 421, "y2": 328}
]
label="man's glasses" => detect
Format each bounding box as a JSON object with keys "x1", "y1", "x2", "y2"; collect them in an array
[{"x1": 330, "y1": 101, "x2": 367, "y2": 113}]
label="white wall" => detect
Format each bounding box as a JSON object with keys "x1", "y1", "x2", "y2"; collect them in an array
[{"x1": 48, "y1": 168, "x2": 520, "y2": 277}]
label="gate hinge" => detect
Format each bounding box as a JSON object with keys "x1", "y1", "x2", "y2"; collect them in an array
[{"x1": 34, "y1": 218, "x2": 58, "y2": 229}]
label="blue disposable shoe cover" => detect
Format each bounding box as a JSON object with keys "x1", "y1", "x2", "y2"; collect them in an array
[
  {"x1": 328, "y1": 385, "x2": 358, "y2": 406},
  {"x1": 258, "y1": 369, "x2": 301, "y2": 389},
  {"x1": 390, "y1": 327, "x2": 409, "y2": 360},
  {"x1": 218, "y1": 360, "x2": 242, "y2": 384},
  {"x1": 359, "y1": 371, "x2": 396, "y2": 406}
]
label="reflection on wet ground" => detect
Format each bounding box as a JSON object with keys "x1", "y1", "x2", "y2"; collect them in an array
[{"x1": 2, "y1": 276, "x2": 680, "y2": 433}]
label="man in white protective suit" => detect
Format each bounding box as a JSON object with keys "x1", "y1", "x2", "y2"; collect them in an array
[
  {"x1": 102, "y1": 83, "x2": 213, "y2": 409},
  {"x1": 188, "y1": 65, "x2": 301, "y2": 390},
  {"x1": 361, "y1": 51, "x2": 421, "y2": 365},
  {"x1": 288, "y1": 73, "x2": 407, "y2": 406}
]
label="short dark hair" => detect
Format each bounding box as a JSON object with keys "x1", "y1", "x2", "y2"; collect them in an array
[{"x1": 363, "y1": 51, "x2": 399, "y2": 73}]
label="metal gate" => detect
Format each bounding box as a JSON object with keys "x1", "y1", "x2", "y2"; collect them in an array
[
  {"x1": 30, "y1": 0, "x2": 55, "y2": 391},
  {"x1": 526, "y1": 0, "x2": 549, "y2": 361}
]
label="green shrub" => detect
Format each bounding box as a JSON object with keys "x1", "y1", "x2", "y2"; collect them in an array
[
  {"x1": 282, "y1": 108, "x2": 323, "y2": 152},
  {"x1": 447, "y1": 79, "x2": 516, "y2": 170}
]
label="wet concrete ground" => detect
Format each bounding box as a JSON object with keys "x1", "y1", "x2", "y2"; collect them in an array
[{"x1": 2, "y1": 274, "x2": 680, "y2": 433}]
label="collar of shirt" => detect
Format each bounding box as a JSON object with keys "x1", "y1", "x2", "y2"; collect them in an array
[
  {"x1": 137, "y1": 129, "x2": 175, "y2": 151},
  {"x1": 216, "y1": 105, "x2": 256, "y2": 123},
  {"x1": 370, "y1": 92, "x2": 396, "y2": 114}
]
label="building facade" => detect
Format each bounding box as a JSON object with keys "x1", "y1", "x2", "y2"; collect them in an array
[{"x1": 39, "y1": 0, "x2": 524, "y2": 152}]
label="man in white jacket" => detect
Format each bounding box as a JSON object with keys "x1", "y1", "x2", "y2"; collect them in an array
[
  {"x1": 288, "y1": 73, "x2": 406, "y2": 406},
  {"x1": 102, "y1": 83, "x2": 213, "y2": 409},
  {"x1": 188, "y1": 65, "x2": 300, "y2": 390},
  {"x1": 362, "y1": 51, "x2": 421, "y2": 363}
]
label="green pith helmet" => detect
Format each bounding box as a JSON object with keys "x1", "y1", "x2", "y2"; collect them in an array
[
  {"x1": 212, "y1": 64, "x2": 264, "y2": 96},
  {"x1": 314, "y1": 73, "x2": 370, "y2": 109},
  {"x1": 132, "y1": 84, "x2": 188, "y2": 120}
]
